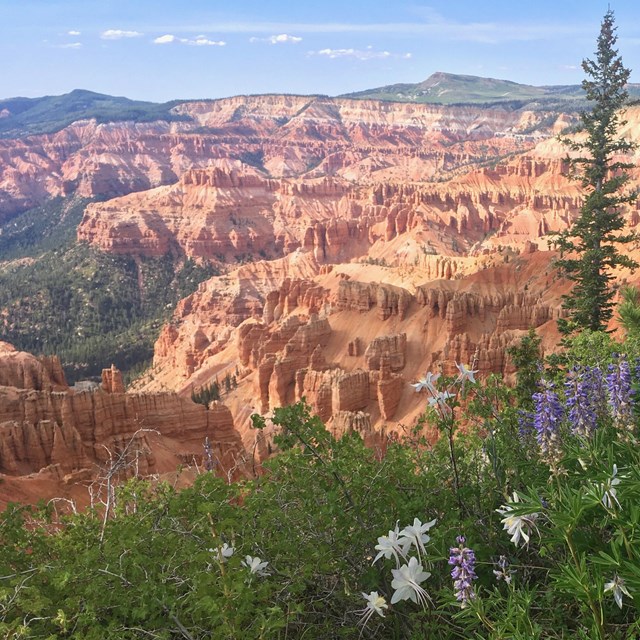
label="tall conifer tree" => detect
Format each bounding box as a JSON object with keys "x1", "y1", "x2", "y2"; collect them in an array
[{"x1": 554, "y1": 10, "x2": 637, "y2": 333}]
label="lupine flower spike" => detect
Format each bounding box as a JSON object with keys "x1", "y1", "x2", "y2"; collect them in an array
[
  {"x1": 532, "y1": 380, "x2": 563, "y2": 463},
  {"x1": 493, "y1": 555, "x2": 514, "y2": 585},
  {"x1": 565, "y1": 367, "x2": 601, "y2": 439},
  {"x1": 449, "y1": 536, "x2": 477, "y2": 607},
  {"x1": 390, "y1": 557, "x2": 432, "y2": 607},
  {"x1": 607, "y1": 355, "x2": 634, "y2": 432}
]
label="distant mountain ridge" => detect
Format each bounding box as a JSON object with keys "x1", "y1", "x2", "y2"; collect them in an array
[
  {"x1": 341, "y1": 71, "x2": 640, "y2": 108},
  {"x1": 3, "y1": 72, "x2": 640, "y2": 138},
  {"x1": 0, "y1": 89, "x2": 187, "y2": 138}
]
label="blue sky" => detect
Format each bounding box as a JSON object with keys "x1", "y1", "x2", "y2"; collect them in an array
[{"x1": 2, "y1": 1, "x2": 639, "y2": 102}]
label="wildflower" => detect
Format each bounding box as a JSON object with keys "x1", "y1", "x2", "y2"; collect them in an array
[
  {"x1": 565, "y1": 367, "x2": 603, "y2": 439},
  {"x1": 600, "y1": 464, "x2": 622, "y2": 510},
  {"x1": 532, "y1": 380, "x2": 563, "y2": 462},
  {"x1": 496, "y1": 492, "x2": 539, "y2": 548},
  {"x1": 411, "y1": 372, "x2": 440, "y2": 394},
  {"x1": 428, "y1": 391, "x2": 455, "y2": 417},
  {"x1": 518, "y1": 409, "x2": 534, "y2": 442},
  {"x1": 212, "y1": 542, "x2": 234, "y2": 562},
  {"x1": 373, "y1": 522, "x2": 410, "y2": 567},
  {"x1": 456, "y1": 362, "x2": 478, "y2": 384},
  {"x1": 448, "y1": 535, "x2": 477, "y2": 607},
  {"x1": 203, "y1": 436, "x2": 215, "y2": 471},
  {"x1": 399, "y1": 517, "x2": 437, "y2": 560},
  {"x1": 357, "y1": 591, "x2": 388, "y2": 628},
  {"x1": 241, "y1": 555, "x2": 270, "y2": 577},
  {"x1": 604, "y1": 574, "x2": 631, "y2": 609},
  {"x1": 607, "y1": 355, "x2": 634, "y2": 431},
  {"x1": 492, "y1": 555, "x2": 514, "y2": 585},
  {"x1": 390, "y1": 556, "x2": 431, "y2": 607}
]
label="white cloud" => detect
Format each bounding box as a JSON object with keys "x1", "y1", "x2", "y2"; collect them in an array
[
  {"x1": 311, "y1": 47, "x2": 411, "y2": 61},
  {"x1": 101, "y1": 29, "x2": 144, "y2": 40},
  {"x1": 190, "y1": 35, "x2": 226, "y2": 46},
  {"x1": 57, "y1": 42, "x2": 82, "y2": 49},
  {"x1": 154, "y1": 34, "x2": 177, "y2": 44},
  {"x1": 250, "y1": 33, "x2": 303, "y2": 44},
  {"x1": 67, "y1": 30, "x2": 81, "y2": 36},
  {"x1": 153, "y1": 33, "x2": 225, "y2": 46}
]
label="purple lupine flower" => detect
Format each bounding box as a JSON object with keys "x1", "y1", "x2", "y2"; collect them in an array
[
  {"x1": 532, "y1": 380, "x2": 563, "y2": 461},
  {"x1": 492, "y1": 555, "x2": 514, "y2": 585},
  {"x1": 448, "y1": 535, "x2": 477, "y2": 608},
  {"x1": 518, "y1": 409, "x2": 534, "y2": 442},
  {"x1": 607, "y1": 355, "x2": 634, "y2": 431},
  {"x1": 565, "y1": 366, "x2": 604, "y2": 438},
  {"x1": 634, "y1": 357, "x2": 640, "y2": 385},
  {"x1": 586, "y1": 365, "x2": 607, "y2": 417}
]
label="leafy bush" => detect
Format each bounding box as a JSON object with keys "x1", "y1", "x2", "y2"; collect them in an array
[{"x1": 2, "y1": 338, "x2": 640, "y2": 637}]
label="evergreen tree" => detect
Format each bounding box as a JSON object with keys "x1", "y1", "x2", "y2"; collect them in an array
[
  {"x1": 507, "y1": 328, "x2": 543, "y2": 409},
  {"x1": 554, "y1": 10, "x2": 637, "y2": 333}
]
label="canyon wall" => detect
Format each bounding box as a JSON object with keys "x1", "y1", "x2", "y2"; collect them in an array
[{"x1": 0, "y1": 350, "x2": 247, "y2": 507}]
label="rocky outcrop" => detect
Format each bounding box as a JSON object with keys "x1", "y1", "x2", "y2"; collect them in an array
[
  {"x1": 0, "y1": 387, "x2": 243, "y2": 475},
  {"x1": 364, "y1": 333, "x2": 407, "y2": 372},
  {"x1": 0, "y1": 343, "x2": 67, "y2": 391},
  {"x1": 0, "y1": 369, "x2": 247, "y2": 507},
  {"x1": 373, "y1": 355, "x2": 404, "y2": 421},
  {"x1": 337, "y1": 281, "x2": 412, "y2": 319},
  {"x1": 101, "y1": 365, "x2": 125, "y2": 393}
]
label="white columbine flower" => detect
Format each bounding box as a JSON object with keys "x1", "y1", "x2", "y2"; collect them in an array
[
  {"x1": 428, "y1": 390, "x2": 455, "y2": 406},
  {"x1": 241, "y1": 555, "x2": 270, "y2": 577},
  {"x1": 399, "y1": 517, "x2": 437, "y2": 560},
  {"x1": 456, "y1": 362, "x2": 478, "y2": 384},
  {"x1": 373, "y1": 522, "x2": 410, "y2": 567},
  {"x1": 357, "y1": 591, "x2": 388, "y2": 627},
  {"x1": 496, "y1": 492, "x2": 539, "y2": 548},
  {"x1": 604, "y1": 574, "x2": 631, "y2": 609},
  {"x1": 428, "y1": 390, "x2": 455, "y2": 417},
  {"x1": 391, "y1": 556, "x2": 432, "y2": 607},
  {"x1": 600, "y1": 464, "x2": 622, "y2": 510},
  {"x1": 411, "y1": 372, "x2": 440, "y2": 394},
  {"x1": 214, "y1": 542, "x2": 234, "y2": 562}
]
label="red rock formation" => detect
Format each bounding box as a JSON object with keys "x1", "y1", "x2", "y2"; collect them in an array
[
  {"x1": 373, "y1": 355, "x2": 404, "y2": 421},
  {"x1": 101, "y1": 365, "x2": 125, "y2": 393},
  {"x1": 337, "y1": 280, "x2": 412, "y2": 319},
  {"x1": 1, "y1": 95, "x2": 581, "y2": 226},
  {"x1": 0, "y1": 341, "x2": 248, "y2": 507},
  {"x1": 0, "y1": 386, "x2": 244, "y2": 477},
  {"x1": 364, "y1": 333, "x2": 407, "y2": 372},
  {"x1": 0, "y1": 343, "x2": 67, "y2": 391}
]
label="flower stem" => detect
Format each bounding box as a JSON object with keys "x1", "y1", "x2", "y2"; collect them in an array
[{"x1": 565, "y1": 530, "x2": 605, "y2": 639}]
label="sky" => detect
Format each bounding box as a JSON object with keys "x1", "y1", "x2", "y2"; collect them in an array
[{"x1": 2, "y1": 1, "x2": 640, "y2": 103}]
